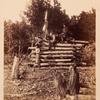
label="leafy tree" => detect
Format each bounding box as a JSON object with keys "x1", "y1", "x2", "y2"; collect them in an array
[
  {"x1": 24, "y1": 0, "x2": 70, "y2": 36},
  {"x1": 47, "y1": 1, "x2": 70, "y2": 34},
  {"x1": 4, "y1": 20, "x2": 31, "y2": 56},
  {"x1": 77, "y1": 9, "x2": 96, "y2": 42},
  {"x1": 24, "y1": 0, "x2": 46, "y2": 36},
  {"x1": 11, "y1": 20, "x2": 31, "y2": 55},
  {"x1": 68, "y1": 16, "x2": 79, "y2": 39},
  {"x1": 69, "y1": 9, "x2": 95, "y2": 42},
  {"x1": 4, "y1": 20, "x2": 13, "y2": 55}
]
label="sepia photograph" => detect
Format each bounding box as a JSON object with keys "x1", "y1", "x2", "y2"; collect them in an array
[{"x1": 4, "y1": 0, "x2": 95, "y2": 100}]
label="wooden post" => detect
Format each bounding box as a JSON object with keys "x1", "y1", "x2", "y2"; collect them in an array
[
  {"x1": 11, "y1": 56, "x2": 19, "y2": 79},
  {"x1": 35, "y1": 47, "x2": 40, "y2": 67}
]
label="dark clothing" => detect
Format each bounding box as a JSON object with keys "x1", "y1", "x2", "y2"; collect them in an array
[
  {"x1": 60, "y1": 32, "x2": 66, "y2": 42},
  {"x1": 68, "y1": 67, "x2": 80, "y2": 95},
  {"x1": 55, "y1": 72, "x2": 67, "y2": 99},
  {"x1": 48, "y1": 33, "x2": 56, "y2": 50}
]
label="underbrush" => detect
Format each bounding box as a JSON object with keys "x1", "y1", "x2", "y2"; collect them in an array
[
  {"x1": 82, "y1": 42, "x2": 95, "y2": 66},
  {"x1": 4, "y1": 54, "x2": 13, "y2": 65}
]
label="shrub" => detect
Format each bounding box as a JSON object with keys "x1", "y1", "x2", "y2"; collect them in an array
[
  {"x1": 4, "y1": 54, "x2": 13, "y2": 65},
  {"x1": 82, "y1": 42, "x2": 95, "y2": 66}
]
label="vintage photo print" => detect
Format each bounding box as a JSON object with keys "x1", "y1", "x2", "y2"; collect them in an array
[{"x1": 3, "y1": 0, "x2": 96, "y2": 100}]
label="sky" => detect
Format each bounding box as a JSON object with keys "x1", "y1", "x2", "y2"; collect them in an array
[{"x1": 0, "y1": 0, "x2": 95, "y2": 22}]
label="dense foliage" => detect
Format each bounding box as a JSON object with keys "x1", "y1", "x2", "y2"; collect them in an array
[
  {"x1": 82, "y1": 43, "x2": 95, "y2": 66},
  {"x1": 69, "y1": 9, "x2": 95, "y2": 41},
  {"x1": 4, "y1": 20, "x2": 31, "y2": 55},
  {"x1": 24, "y1": 0, "x2": 70, "y2": 35}
]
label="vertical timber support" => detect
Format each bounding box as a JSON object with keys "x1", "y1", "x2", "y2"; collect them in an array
[
  {"x1": 11, "y1": 56, "x2": 19, "y2": 79},
  {"x1": 35, "y1": 46, "x2": 40, "y2": 67}
]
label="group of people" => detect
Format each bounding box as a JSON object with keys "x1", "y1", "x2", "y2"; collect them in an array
[{"x1": 44, "y1": 24, "x2": 74, "y2": 50}]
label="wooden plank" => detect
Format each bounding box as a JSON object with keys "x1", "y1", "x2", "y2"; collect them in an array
[
  {"x1": 71, "y1": 40, "x2": 89, "y2": 44},
  {"x1": 43, "y1": 39, "x2": 89, "y2": 44},
  {"x1": 41, "y1": 47, "x2": 74, "y2": 51},
  {"x1": 40, "y1": 54, "x2": 74, "y2": 58},
  {"x1": 43, "y1": 42, "x2": 73, "y2": 46},
  {"x1": 41, "y1": 50, "x2": 74, "y2": 54},
  {"x1": 43, "y1": 42, "x2": 83, "y2": 47},
  {"x1": 32, "y1": 66, "x2": 94, "y2": 70},
  {"x1": 35, "y1": 67, "x2": 70, "y2": 70},
  {"x1": 40, "y1": 59, "x2": 72, "y2": 62},
  {"x1": 40, "y1": 62, "x2": 74, "y2": 66},
  {"x1": 28, "y1": 47, "x2": 36, "y2": 50}
]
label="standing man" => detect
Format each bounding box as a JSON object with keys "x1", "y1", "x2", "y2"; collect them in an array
[
  {"x1": 60, "y1": 24, "x2": 67, "y2": 42},
  {"x1": 48, "y1": 32, "x2": 56, "y2": 50},
  {"x1": 68, "y1": 65, "x2": 80, "y2": 100},
  {"x1": 35, "y1": 36, "x2": 42, "y2": 67}
]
